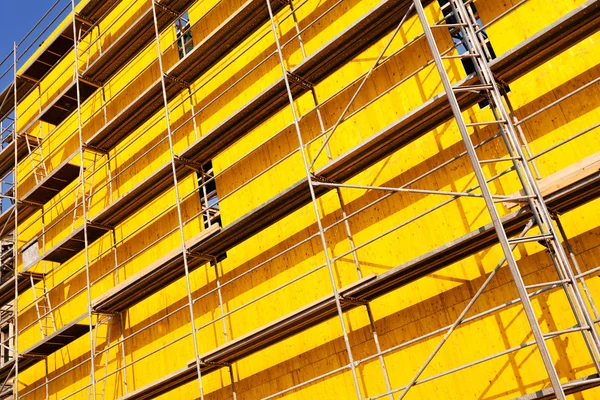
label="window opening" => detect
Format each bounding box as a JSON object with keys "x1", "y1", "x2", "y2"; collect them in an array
[
  {"x1": 0, "y1": 323, "x2": 12, "y2": 366},
  {"x1": 197, "y1": 161, "x2": 227, "y2": 262},
  {"x1": 197, "y1": 161, "x2": 220, "y2": 229},
  {"x1": 0, "y1": 240, "x2": 12, "y2": 286},
  {"x1": 175, "y1": 11, "x2": 194, "y2": 59},
  {"x1": 0, "y1": 116, "x2": 15, "y2": 214},
  {"x1": 437, "y1": 0, "x2": 509, "y2": 108}
]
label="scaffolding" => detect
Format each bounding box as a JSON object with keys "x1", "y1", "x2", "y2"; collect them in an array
[{"x1": 0, "y1": 0, "x2": 599, "y2": 398}]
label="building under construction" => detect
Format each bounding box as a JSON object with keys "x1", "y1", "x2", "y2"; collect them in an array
[{"x1": 0, "y1": 0, "x2": 598, "y2": 398}]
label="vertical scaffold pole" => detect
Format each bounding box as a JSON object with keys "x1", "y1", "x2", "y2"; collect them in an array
[
  {"x1": 553, "y1": 214, "x2": 600, "y2": 322},
  {"x1": 447, "y1": 0, "x2": 600, "y2": 359},
  {"x1": 149, "y1": 2, "x2": 205, "y2": 399},
  {"x1": 265, "y1": 1, "x2": 363, "y2": 398},
  {"x1": 302, "y1": 34, "x2": 395, "y2": 400},
  {"x1": 412, "y1": 0, "x2": 571, "y2": 397},
  {"x1": 109, "y1": 226, "x2": 129, "y2": 395},
  {"x1": 70, "y1": 0, "x2": 97, "y2": 397},
  {"x1": 12, "y1": 40, "x2": 19, "y2": 400},
  {"x1": 118, "y1": 312, "x2": 128, "y2": 395}
]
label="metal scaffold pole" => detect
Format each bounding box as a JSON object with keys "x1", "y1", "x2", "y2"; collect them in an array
[
  {"x1": 454, "y1": 0, "x2": 600, "y2": 365},
  {"x1": 149, "y1": 1, "x2": 206, "y2": 399},
  {"x1": 413, "y1": 0, "x2": 566, "y2": 396},
  {"x1": 2, "y1": 0, "x2": 599, "y2": 398},
  {"x1": 411, "y1": 0, "x2": 600, "y2": 398},
  {"x1": 553, "y1": 213, "x2": 600, "y2": 321},
  {"x1": 12, "y1": 40, "x2": 19, "y2": 400},
  {"x1": 298, "y1": 3, "x2": 417, "y2": 395},
  {"x1": 265, "y1": 1, "x2": 363, "y2": 398},
  {"x1": 70, "y1": 0, "x2": 96, "y2": 397},
  {"x1": 448, "y1": 0, "x2": 600, "y2": 357}
]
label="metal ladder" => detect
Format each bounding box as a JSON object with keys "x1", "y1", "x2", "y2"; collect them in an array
[
  {"x1": 25, "y1": 134, "x2": 47, "y2": 186},
  {"x1": 72, "y1": 151, "x2": 99, "y2": 231},
  {"x1": 413, "y1": 1, "x2": 600, "y2": 399},
  {"x1": 92, "y1": 314, "x2": 113, "y2": 400},
  {"x1": 30, "y1": 273, "x2": 55, "y2": 338}
]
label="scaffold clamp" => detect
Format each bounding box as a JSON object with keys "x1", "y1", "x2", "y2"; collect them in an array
[
  {"x1": 175, "y1": 156, "x2": 203, "y2": 171},
  {"x1": 286, "y1": 71, "x2": 313, "y2": 90},
  {"x1": 164, "y1": 73, "x2": 191, "y2": 88},
  {"x1": 154, "y1": 2, "x2": 180, "y2": 18},
  {"x1": 340, "y1": 296, "x2": 368, "y2": 306},
  {"x1": 310, "y1": 173, "x2": 336, "y2": 184}
]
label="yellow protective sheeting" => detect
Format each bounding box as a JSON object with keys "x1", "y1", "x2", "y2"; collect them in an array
[{"x1": 11, "y1": 0, "x2": 600, "y2": 398}]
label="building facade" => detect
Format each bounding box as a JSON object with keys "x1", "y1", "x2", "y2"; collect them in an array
[{"x1": 0, "y1": 0, "x2": 598, "y2": 398}]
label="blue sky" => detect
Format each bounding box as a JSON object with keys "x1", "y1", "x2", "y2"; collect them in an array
[
  {"x1": 0, "y1": 0, "x2": 63, "y2": 84},
  {"x1": 0, "y1": 0, "x2": 58, "y2": 56},
  {"x1": 0, "y1": 0, "x2": 55, "y2": 211}
]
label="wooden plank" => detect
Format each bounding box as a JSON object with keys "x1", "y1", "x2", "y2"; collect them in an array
[
  {"x1": 21, "y1": 151, "x2": 80, "y2": 206},
  {"x1": 92, "y1": 224, "x2": 221, "y2": 313},
  {"x1": 504, "y1": 151, "x2": 600, "y2": 208},
  {"x1": 21, "y1": 314, "x2": 89, "y2": 358},
  {"x1": 512, "y1": 374, "x2": 600, "y2": 399},
  {"x1": 121, "y1": 275, "x2": 377, "y2": 400},
  {"x1": 194, "y1": 274, "x2": 377, "y2": 366},
  {"x1": 0, "y1": 271, "x2": 44, "y2": 307}
]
